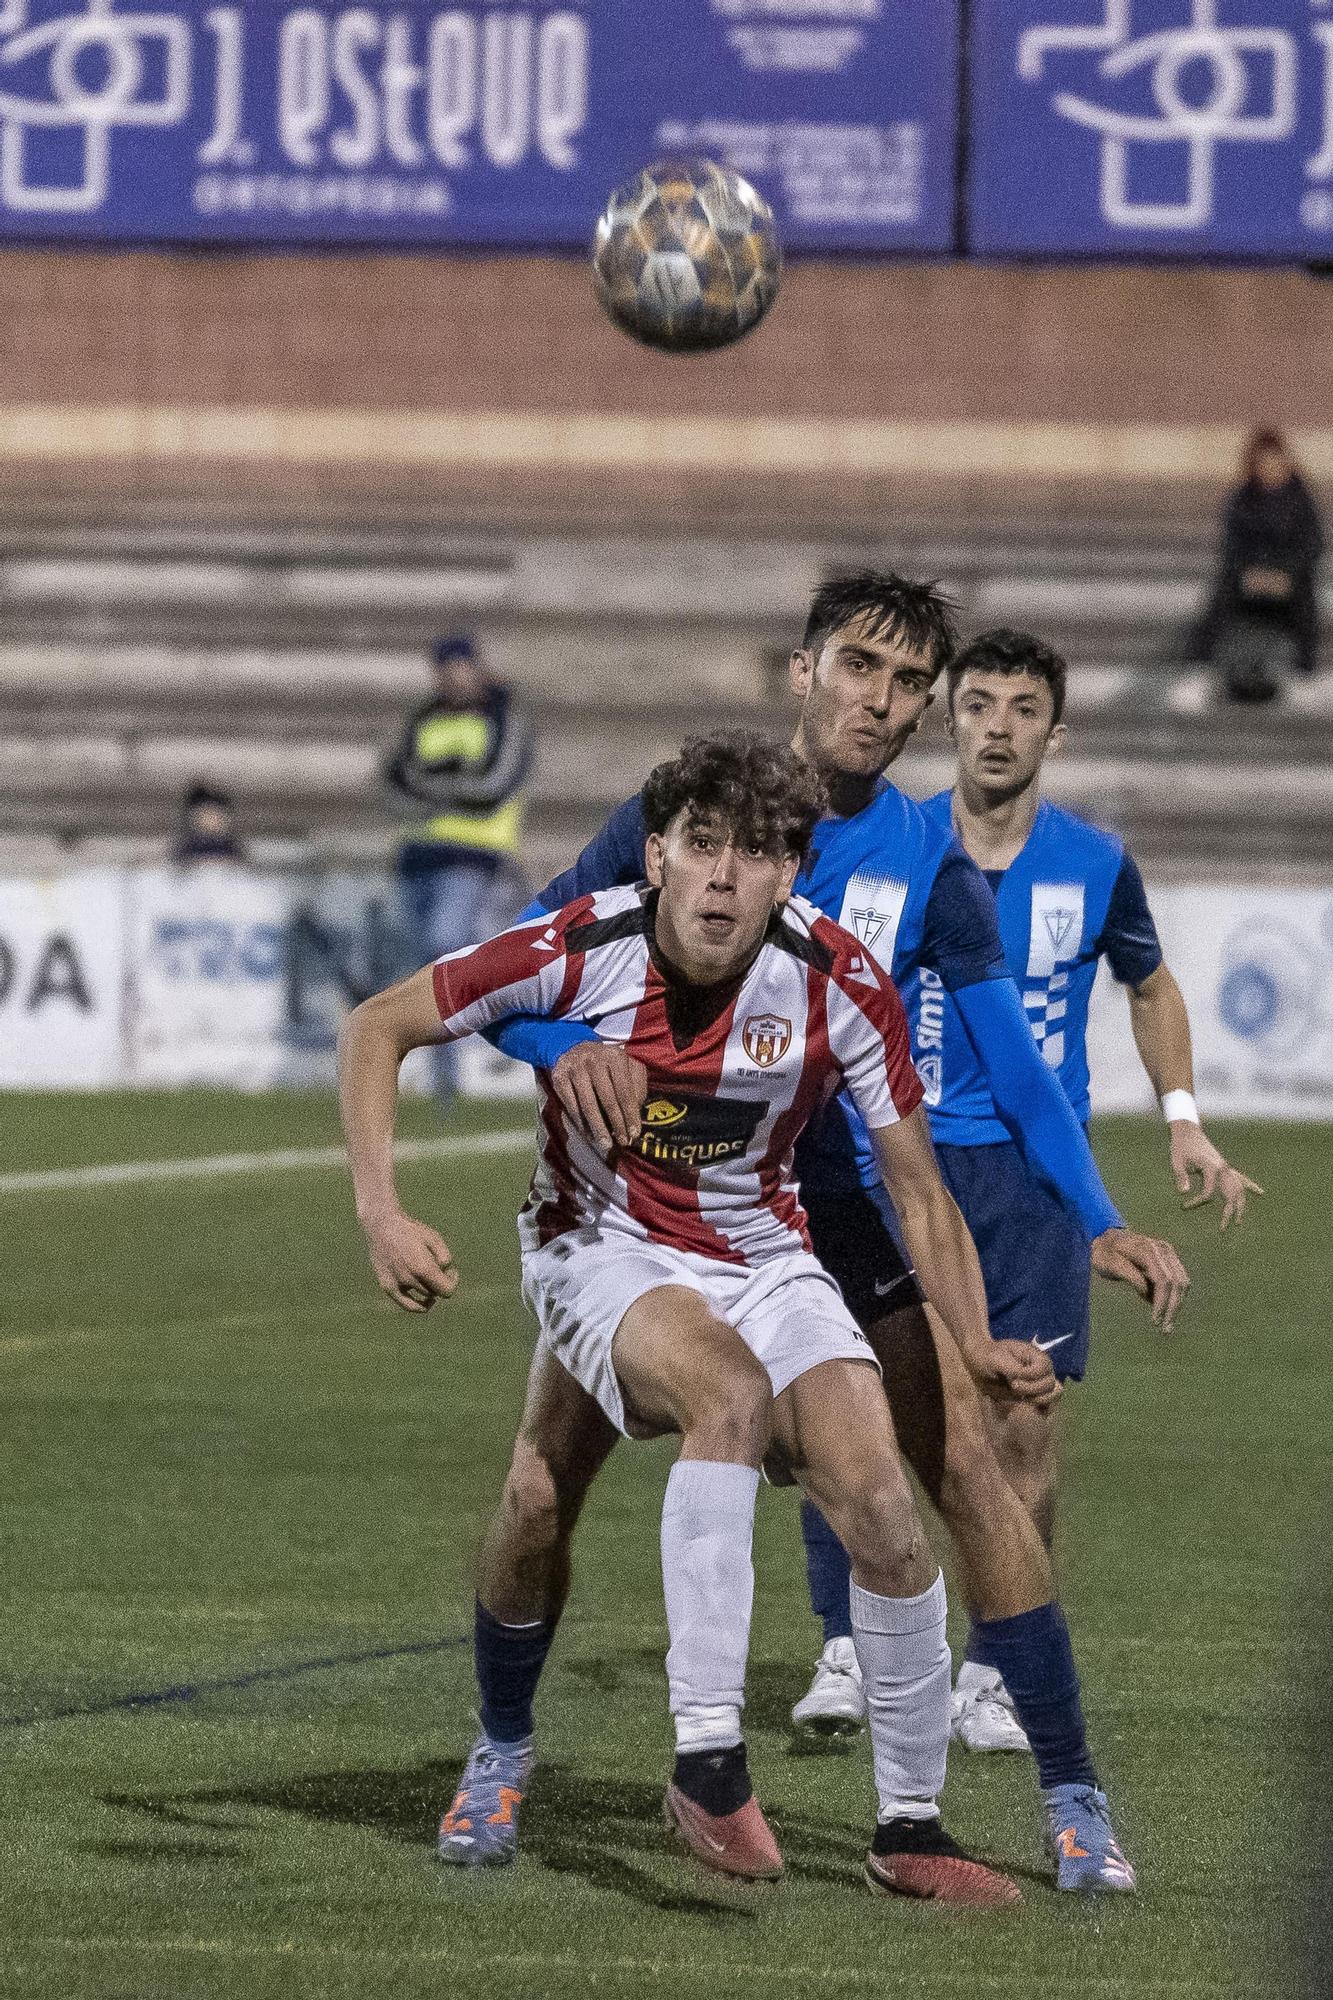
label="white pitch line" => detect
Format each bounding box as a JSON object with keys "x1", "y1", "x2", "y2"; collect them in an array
[{"x1": 0, "y1": 1127, "x2": 532, "y2": 1196}]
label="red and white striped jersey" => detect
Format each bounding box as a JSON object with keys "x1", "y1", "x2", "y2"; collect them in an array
[{"x1": 432, "y1": 885, "x2": 924, "y2": 1266}]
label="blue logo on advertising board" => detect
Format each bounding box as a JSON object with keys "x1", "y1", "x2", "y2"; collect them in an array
[{"x1": 969, "y1": 1, "x2": 1333, "y2": 259}]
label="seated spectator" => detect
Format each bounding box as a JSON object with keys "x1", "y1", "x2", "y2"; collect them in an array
[
  {"x1": 172, "y1": 783, "x2": 246, "y2": 864},
  {"x1": 1191, "y1": 428, "x2": 1325, "y2": 694}
]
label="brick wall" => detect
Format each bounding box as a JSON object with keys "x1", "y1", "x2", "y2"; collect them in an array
[{"x1": 0, "y1": 249, "x2": 1329, "y2": 530}]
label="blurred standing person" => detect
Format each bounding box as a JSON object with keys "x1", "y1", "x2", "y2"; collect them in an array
[
  {"x1": 172, "y1": 782, "x2": 246, "y2": 865},
  {"x1": 383, "y1": 633, "x2": 535, "y2": 1093},
  {"x1": 1191, "y1": 427, "x2": 1325, "y2": 682}
]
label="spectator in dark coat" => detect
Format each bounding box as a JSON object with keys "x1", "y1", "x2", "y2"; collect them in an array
[
  {"x1": 1192, "y1": 428, "x2": 1325, "y2": 679},
  {"x1": 172, "y1": 783, "x2": 246, "y2": 864}
]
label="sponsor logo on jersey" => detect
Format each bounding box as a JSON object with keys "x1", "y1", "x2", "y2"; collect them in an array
[
  {"x1": 631, "y1": 1092, "x2": 767, "y2": 1171},
  {"x1": 741, "y1": 1013, "x2": 791, "y2": 1068},
  {"x1": 915, "y1": 1051, "x2": 942, "y2": 1107},
  {"x1": 644, "y1": 1097, "x2": 688, "y2": 1128}
]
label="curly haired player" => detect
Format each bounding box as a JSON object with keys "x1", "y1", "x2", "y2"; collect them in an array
[{"x1": 339, "y1": 733, "x2": 1046, "y2": 1904}]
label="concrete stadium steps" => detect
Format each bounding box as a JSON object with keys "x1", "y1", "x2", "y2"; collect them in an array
[
  {"x1": 0, "y1": 703, "x2": 748, "y2": 835},
  {"x1": 0, "y1": 518, "x2": 1329, "y2": 870},
  {"x1": 0, "y1": 632, "x2": 774, "y2": 719},
  {"x1": 0, "y1": 523, "x2": 1324, "y2": 670},
  {"x1": 4, "y1": 724, "x2": 1331, "y2": 862}
]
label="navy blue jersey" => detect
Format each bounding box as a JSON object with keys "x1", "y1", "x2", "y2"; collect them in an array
[{"x1": 920, "y1": 793, "x2": 1163, "y2": 1142}]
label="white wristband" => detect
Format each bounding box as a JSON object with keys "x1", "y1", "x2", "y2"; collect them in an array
[{"x1": 1161, "y1": 1090, "x2": 1200, "y2": 1125}]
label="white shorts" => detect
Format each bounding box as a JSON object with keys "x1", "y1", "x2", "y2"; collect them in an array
[{"x1": 521, "y1": 1227, "x2": 878, "y2": 1437}]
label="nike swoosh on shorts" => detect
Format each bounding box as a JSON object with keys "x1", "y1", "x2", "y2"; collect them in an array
[{"x1": 1033, "y1": 1331, "x2": 1075, "y2": 1352}]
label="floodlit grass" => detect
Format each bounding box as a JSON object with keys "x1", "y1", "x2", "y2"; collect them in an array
[{"x1": 1, "y1": 1094, "x2": 1325, "y2": 1998}]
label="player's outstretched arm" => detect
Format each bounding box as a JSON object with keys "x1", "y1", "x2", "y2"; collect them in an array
[
  {"x1": 870, "y1": 1109, "x2": 1059, "y2": 1409},
  {"x1": 342, "y1": 907, "x2": 579, "y2": 1308},
  {"x1": 1126, "y1": 961, "x2": 1263, "y2": 1230},
  {"x1": 956, "y1": 976, "x2": 1191, "y2": 1331},
  {"x1": 338, "y1": 966, "x2": 461, "y2": 1312}
]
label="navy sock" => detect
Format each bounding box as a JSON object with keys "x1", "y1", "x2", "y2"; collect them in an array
[
  {"x1": 672, "y1": 1743, "x2": 752, "y2": 1816},
  {"x1": 474, "y1": 1599, "x2": 555, "y2": 1744},
  {"x1": 970, "y1": 1602, "x2": 1098, "y2": 1792},
  {"x1": 800, "y1": 1498, "x2": 854, "y2": 1644}
]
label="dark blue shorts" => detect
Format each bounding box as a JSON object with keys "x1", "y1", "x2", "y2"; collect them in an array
[
  {"x1": 933, "y1": 1139, "x2": 1092, "y2": 1381},
  {"x1": 803, "y1": 1183, "x2": 923, "y2": 1331}
]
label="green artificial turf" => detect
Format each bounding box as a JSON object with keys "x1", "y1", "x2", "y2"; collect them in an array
[{"x1": 0, "y1": 1094, "x2": 1325, "y2": 1998}]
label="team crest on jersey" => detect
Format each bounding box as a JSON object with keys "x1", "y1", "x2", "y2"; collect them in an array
[
  {"x1": 1043, "y1": 906, "x2": 1080, "y2": 955},
  {"x1": 850, "y1": 908, "x2": 890, "y2": 948},
  {"x1": 644, "y1": 1097, "x2": 688, "y2": 1128},
  {"x1": 741, "y1": 1014, "x2": 791, "y2": 1068}
]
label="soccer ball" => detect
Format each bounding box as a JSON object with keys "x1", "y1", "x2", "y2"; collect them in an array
[{"x1": 592, "y1": 158, "x2": 781, "y2": 355}]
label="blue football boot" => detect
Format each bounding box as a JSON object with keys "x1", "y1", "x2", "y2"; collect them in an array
[
  {"x1": 1043, "y1": 1783, "x2": 1136, "y2": 1893},
  {"x1": 437, "y1": 1733, "x2": 535, "y2": 1867}
]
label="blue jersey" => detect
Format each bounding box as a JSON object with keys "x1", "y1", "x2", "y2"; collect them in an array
[
  {"x1": 919, "y1": 793, "x2": 1163, "y2": 1145},
  {"x1": 494, "y1": 782, "x2": 1125, "y2": 1240},
  {"x1": 793, "y1": 785, "x2": 1008, "y2": 1191}
]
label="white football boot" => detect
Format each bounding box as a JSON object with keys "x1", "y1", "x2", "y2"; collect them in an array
[
  {"x1": 950, "y1": 1661, "x2": 1032, "y2": 1753},
  {"x1": 790, "y1": 1637, "x2": 867, "y2": 1735}
]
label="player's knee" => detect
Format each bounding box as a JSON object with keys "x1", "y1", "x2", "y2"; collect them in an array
[
  {"x1": 500, "y1": 1441, "x2": 568, "y2": 1552},
  {"x1": 829, "y1": 1460, "x2": 924, "y2": 1588},
  {"x1": 993, "y1": 1410, "x2": 1052, "y2": 1490},
  {"x1": 682, "y1": 1347, "x2": 773, "y2": 1462}
]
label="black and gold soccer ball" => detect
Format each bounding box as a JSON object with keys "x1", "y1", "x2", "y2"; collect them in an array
[{"x1": 592, "y1": 158, "x2": 781, "y2": 355}]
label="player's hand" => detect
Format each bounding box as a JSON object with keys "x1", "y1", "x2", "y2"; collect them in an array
[
  {"x1": 360, "y1": 1206, "x2": 458, "y2": 1312},
  {"x1": 966, "y1": 1339, "x2": 1062, "y2": 1410},
  {"x1": 1091, "y1": 1227, "x2": 1190, "y2": 1332},
  {"x1": 1169, "y1": 1124, "x2": 1263, "y2": 1231},
  {"x1": 550, "y1": 1041, "x2": 649, "y2": 1150}
]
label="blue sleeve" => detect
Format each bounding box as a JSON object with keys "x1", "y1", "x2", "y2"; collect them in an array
[
  {"x1": 1096, "y1": 853, "x2": 1163, "y2": 989},
  {"x1": 921, "y1": 847, "x2": 1011, "y2": 993},
  {"x1": 487, "y1": 1011, "x2": 597, "y2": 1069},
  {"x1": 532, "y1": 795, "x2": 648, "y2": 912},
  {"x1": 953, "y1": 978, "x2": 1124, "y2": 1242},
  {"x1": 480, "y1": 797, "x2": 647, "y2": 1069}
]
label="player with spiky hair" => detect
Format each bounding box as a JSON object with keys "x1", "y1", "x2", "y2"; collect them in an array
[
  {"x1": 468, "y1": 570, "x2": 1175, "y2": 1892},
  {"x1": 340, "y1": 731, "x2": 1033, "y2": 1905},
  {"x1": 921, "y1": 626, "x2": 1260, "y2": 1744}
]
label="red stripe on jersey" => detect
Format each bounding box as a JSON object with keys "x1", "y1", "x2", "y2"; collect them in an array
[
  {"x1": 432, "y1": 894, "x2": 598, "y2": 1026},
  {"x1": 552, "y1": 946, "x2": 584, "y2": 1023},
  {"x1": 618, "y1": 957, "x2": 748, "y2": 1264},
  {"x1": 531, "y1": 1091, "x2": 583, "y2": 1248},
  {"x1": 757, "y1": 965, "x2": 828, "y2": 1247},
  {"x1": 812, "y1": 912, "x2": 924, "y2": 1122}
]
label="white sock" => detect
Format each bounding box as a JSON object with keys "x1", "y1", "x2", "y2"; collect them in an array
[
  {"x1": 661, "y1": 1459, "x2": 759, "y2": 1755},
  {"x1": 851, "y1": 1571, "x2": 951, "y2": 1823}
]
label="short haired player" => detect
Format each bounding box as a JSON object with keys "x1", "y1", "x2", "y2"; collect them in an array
[
  {"x1": 339, "y1": 734, "x2": 1039, "y2": 1903},
  {"x1": 468, "y1": 575, "x2": 1163, "y2": 1892},
  {"x1": 923, "y1": 626, "x2": 1260, "y2": 1745}
]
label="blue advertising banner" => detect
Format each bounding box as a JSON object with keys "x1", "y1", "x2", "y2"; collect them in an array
[
  {"x1": 0, "y1": 0, "x2": 958, "y2": 251},
  {"x1": 969, "y1": 2, "x2": 1333, "y2": 261}
]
